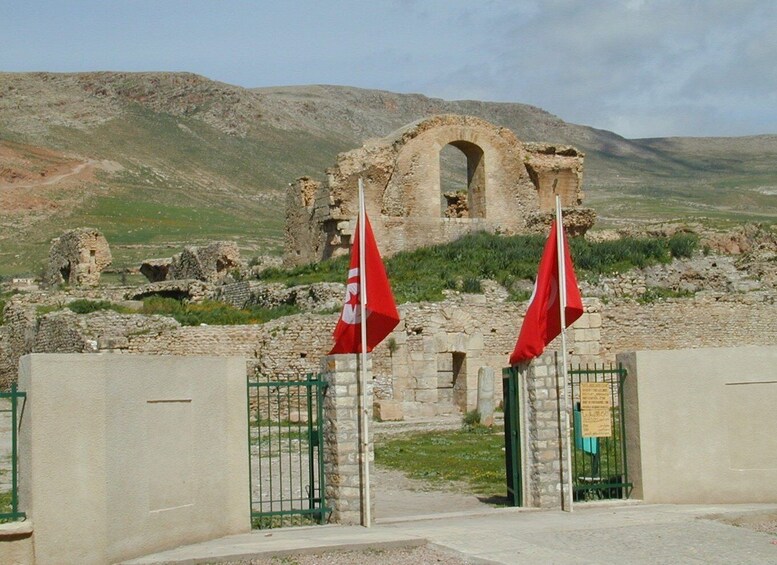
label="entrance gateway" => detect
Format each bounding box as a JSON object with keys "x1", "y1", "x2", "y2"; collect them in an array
[{"x1": 503, "y1": 363, "x2": 632, "y2": 506}]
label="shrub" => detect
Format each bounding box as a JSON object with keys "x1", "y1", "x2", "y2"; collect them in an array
[
  {"x1": 140, "y1": 296, "x2": 300, "y2": 326},
  {"x1": 258, "y1": 232, "x2": 687, "y2": 304},
  {"x1": 668, "y1": 233, "x2": 699, "y2": 259},
  {"x1": 67, "y1": 299, "x2": 117, "y2": 314}
]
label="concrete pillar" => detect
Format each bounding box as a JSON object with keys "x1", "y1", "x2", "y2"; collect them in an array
[
  {"x1": 322, "y1": 355, "x2": 374, "y2": 525},
  {"x1": 477, "y1": 367, "x2": 495, "y2": 426}
]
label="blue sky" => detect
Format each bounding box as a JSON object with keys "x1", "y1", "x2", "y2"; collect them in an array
[{"x1": 2, "y1": 0, "x2": 776, "y2": 138}]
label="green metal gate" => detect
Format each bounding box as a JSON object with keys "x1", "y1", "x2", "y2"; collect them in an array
[
  {"x1": 0, "y1": 384, "x2": 26, "y2": 522},
  {"x1": 502, "y1": 367, "x2": 523, "y2": 507},
  {"x1": 247, "y1": 373, "x2": 329, "y2": 529},
  {"x1": 569, "y1": 363, "x2": 632, "y2": 501}
]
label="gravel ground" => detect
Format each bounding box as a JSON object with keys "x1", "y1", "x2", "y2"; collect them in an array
[
  {"x1": 709, "y1": 511, "x2": 777, "y2": 536},
  {"x1": 221, "y1": 544, "x2": 477, "y2": 564}
]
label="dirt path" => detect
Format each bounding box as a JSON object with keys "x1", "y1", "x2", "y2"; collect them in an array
[{"x1": 373, "y1": 466, "x2": 494, "y2": 521}]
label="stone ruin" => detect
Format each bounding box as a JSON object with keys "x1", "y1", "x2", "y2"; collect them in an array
[
  {"x1": 43, "y1": 227, "x2": 112, "y2": 287},
  {"x1": 140, "y1": 241, "x2": 243, "y2": 283},
  {"x1": 284, "y1": 114, "x2": 595, "y2": 266}
]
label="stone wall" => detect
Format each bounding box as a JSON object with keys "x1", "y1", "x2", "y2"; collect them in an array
[
  {"x1": 2, "y1": 285, "x2": 776, "y2": 420},
  {"x1": 285, "y1": 115, "x2": 593, "y2": 267},
  {"x1": 600, "y1": 292, "x2": 777, "y2": 361}
]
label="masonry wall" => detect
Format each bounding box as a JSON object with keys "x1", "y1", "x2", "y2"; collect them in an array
[
  {"x1": 601, "y1": 293, "x2": 777, "y2": 361},
  {"x1": 3, "y1": 289, "x2": 776, "y2": 420}
]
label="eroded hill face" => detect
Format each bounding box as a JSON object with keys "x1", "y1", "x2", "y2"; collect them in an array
[{"x1": 0, "y1": 71, "x2": 776, "y2": 277}]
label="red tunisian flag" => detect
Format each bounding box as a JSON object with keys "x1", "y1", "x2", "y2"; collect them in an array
[
  {"x1": 330, "y1": 212, "x2": 400, "y2": 354},
  {"x1": 509, "y1": 220, "x2": 583, "y2": 365}
]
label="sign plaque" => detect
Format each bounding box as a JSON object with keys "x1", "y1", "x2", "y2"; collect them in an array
[{"x1": 580, "y1": 382, "x2": 612, "y2": 437}]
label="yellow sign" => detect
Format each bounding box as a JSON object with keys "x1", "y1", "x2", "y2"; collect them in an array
[
  {"x1": 580, "y1": 382, "x2": 613, "y2": 437},
  {"x1": 580, "y1": 382, "x2": 611, "y2": 410},
  {"x1": 581, "y1": 409, "x2": 612, "y2": 437}
]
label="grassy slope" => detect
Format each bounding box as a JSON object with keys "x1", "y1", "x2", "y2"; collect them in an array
[
  {"x1": 1, "y1": 74, "x2": 775, "y2": 277},
  {"x1": 1, "y1": 103, "x2": 350, "y2": 275}
]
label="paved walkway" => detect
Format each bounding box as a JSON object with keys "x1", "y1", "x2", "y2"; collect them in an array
[{"x1": 124, "y1": 502, "x2": 777, "y2": 564}]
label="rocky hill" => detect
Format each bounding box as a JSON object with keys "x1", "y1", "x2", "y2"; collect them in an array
[{"x1": 1, "y1": 71, "x2": 776, "y2": 277}]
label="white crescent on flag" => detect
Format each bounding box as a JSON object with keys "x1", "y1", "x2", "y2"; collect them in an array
[{"x1": 340, "y1": 267, "x2": 362, "y2": 325}]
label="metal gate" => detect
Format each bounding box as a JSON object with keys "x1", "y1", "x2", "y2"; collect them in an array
[
  {"x1": 502, "y1": 367, "x2": 523, "y2": 507},
  {"x1": 569, "y1": 363, "x2": 632, "y2": 501},
  {"x1": 247, "y1": 373, "x2": 329, "y2": 529}
]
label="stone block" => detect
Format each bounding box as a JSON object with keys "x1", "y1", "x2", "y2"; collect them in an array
[
  {"x1": 374, "y1": 400, "x2": 403, "y2": 421},
  {"x1": 415, "y1": 389, "x2": 439, "y2": 403},
  {"x1": 437, "y1": 353, "x2": 453, "y2": 371},
  {"x1": 450, "y1": 333, "x2": 468, "y2": 352},
  {"x1": 437, "y1": 371, "x2": 453, "y2": 388}
]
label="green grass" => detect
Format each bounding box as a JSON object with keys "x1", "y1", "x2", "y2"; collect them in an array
[
  {"x1": 139, "y1": 296, "x2": 301, "y2": 325},
  {"x1": 259, "y1": 231, "x2": 697, "y2": 304},
  {"x1": 375, "y1": 426, "x2": 507, "y2": 499},
  {"x1": 30, "y1": 296, "x2": 302, "y2": 326}
]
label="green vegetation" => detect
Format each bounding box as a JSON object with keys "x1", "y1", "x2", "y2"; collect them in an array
[
  {"x1": 260, "y1": 231, "x2": 698, "y2": 303},
  {"x1": 31, "y1": 296, "x2": 301, "y2": 326},
  {"x1": 637, "y1": 287, "x2": 695, "y2": 303},
  {"x1": 376, "y1": 426, "x2": 506, "y2": 498},
  {"x1": 66, "y1": 299, "x2": 132, "y2": 314},
  {"x1": 139, "y1": 296, "x2": 300, "y2": 326},
  {"x1": 0, "y1": 490, "x2": 12, "y2": 522}
]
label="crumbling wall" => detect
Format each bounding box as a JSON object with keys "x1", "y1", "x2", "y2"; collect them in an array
[
  {"x1": 44, "y1": 228, "x2": 112, "y2": 287},
  {"x1": 140, "y1": 242, "x2": 243, "y2": 283},
  {"x1": 285, "y1": 114, "x2": 592, "y2": 266},
  {"x1": 3, "y1": 285, "x2": 775, "y2": 417}
]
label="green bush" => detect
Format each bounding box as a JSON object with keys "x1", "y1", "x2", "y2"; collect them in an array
[
  {"x1": 259, "y1": 231, "x2": 686, "y2": 304},
  {"x1": 67, "y1": 299, "x2": 120, "y2": 314},
  {"x1": 140, "y1": 296, "x2": 300, "y2": 326},
  {"x1": 668, "y1": 232, "x2": 699, "y2": 259}
]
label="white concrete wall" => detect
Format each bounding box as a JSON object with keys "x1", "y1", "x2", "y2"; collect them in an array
[
  {"x1": 620, "y1": 346, "x2": 777, "y2": 504},
  {"x1": 18, "y1": 353, "x2": 250, "y2": 565}
]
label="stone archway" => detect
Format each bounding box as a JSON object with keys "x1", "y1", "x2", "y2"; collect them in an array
[
  {"x1": 440, "y1": 141, "x2": 486, "y2": 219},
  {"x1": 284, "y1": 113, "x2": 592, "y2": 267}
]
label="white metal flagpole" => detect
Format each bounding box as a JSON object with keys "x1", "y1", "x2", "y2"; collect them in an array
[
  {"x1": 555, "y1": 195, "x2": 574, "y2": 512},
  {"x1": 357, "y1": 178, "x2": 371, "y2": 527}
]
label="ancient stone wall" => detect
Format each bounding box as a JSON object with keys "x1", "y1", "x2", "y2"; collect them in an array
[
  {"x1": 2, "y1": 286, "x2": 776, "y2": 416},
  {"x1": 139, "y1": 241, "x2": 243, "y2": 283},
  {"x1": 600, "y1": 292, "x2": 777, "y2": 361},
  {"x1": 285, "y1": 115, "x2": 592, "y2": 267}
]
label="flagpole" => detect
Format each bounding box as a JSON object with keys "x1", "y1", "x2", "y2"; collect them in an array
[
  {"x1": 555, "y1": 195, "x2": 574, "y2": 512},
  {"x1": 357, "y1": 178, "x2": 372, "y2": 527}
]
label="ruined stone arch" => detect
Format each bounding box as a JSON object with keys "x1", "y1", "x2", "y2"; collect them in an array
[
  {"x1": 380, "y1": 115, "x2": 531, "y2": 224},
  {"x1": 440, "y1": 139, "x2": 486, "y2": 219},
  {"x1": 284, "y1": 114, "x2": 592, "y2": 267}
]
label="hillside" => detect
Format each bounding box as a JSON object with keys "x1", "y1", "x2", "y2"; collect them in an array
[{"x1": 1, "y1": 71, "x2": 776, "y2": 277}]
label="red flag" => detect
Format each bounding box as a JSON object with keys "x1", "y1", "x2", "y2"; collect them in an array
[
  {"x1": 509, "y1": 220, "x2": 583, "y2": 365},
  {"x1": 330, "y1": 212, "x2": 400, "y2": 354}
]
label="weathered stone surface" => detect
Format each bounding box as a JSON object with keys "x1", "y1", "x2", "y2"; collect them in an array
[
  {"x1": 43, "y1": 228, "x2": 112, "y2": 287},
  {"x1": 168, "y1": 241, "x2": 243, "y2": 283},
  {"x1": 139, "y1": 258, "x2": 172, "y2": 282},
  {"x1": 284, "y1": 114, "x2": 588, "y2": 266},
  {"x1": 127, "y1": 279, "x2": 210, "y2": 302}
]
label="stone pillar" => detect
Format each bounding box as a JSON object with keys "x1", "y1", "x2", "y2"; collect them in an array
[
  {"x1": 477, "y1": 367, "x2": 495, "y2": 426},
  {"x1": 523, "y1": 353, "x2": 573, "y2": 509},
  {"x1": 322, "y1": 355, "x2": 374, "y2": 525}
]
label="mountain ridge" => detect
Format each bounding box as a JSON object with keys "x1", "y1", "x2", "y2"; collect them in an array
[{"x1": 1, "y1": 71, "x2": 775, "y2": 277}]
